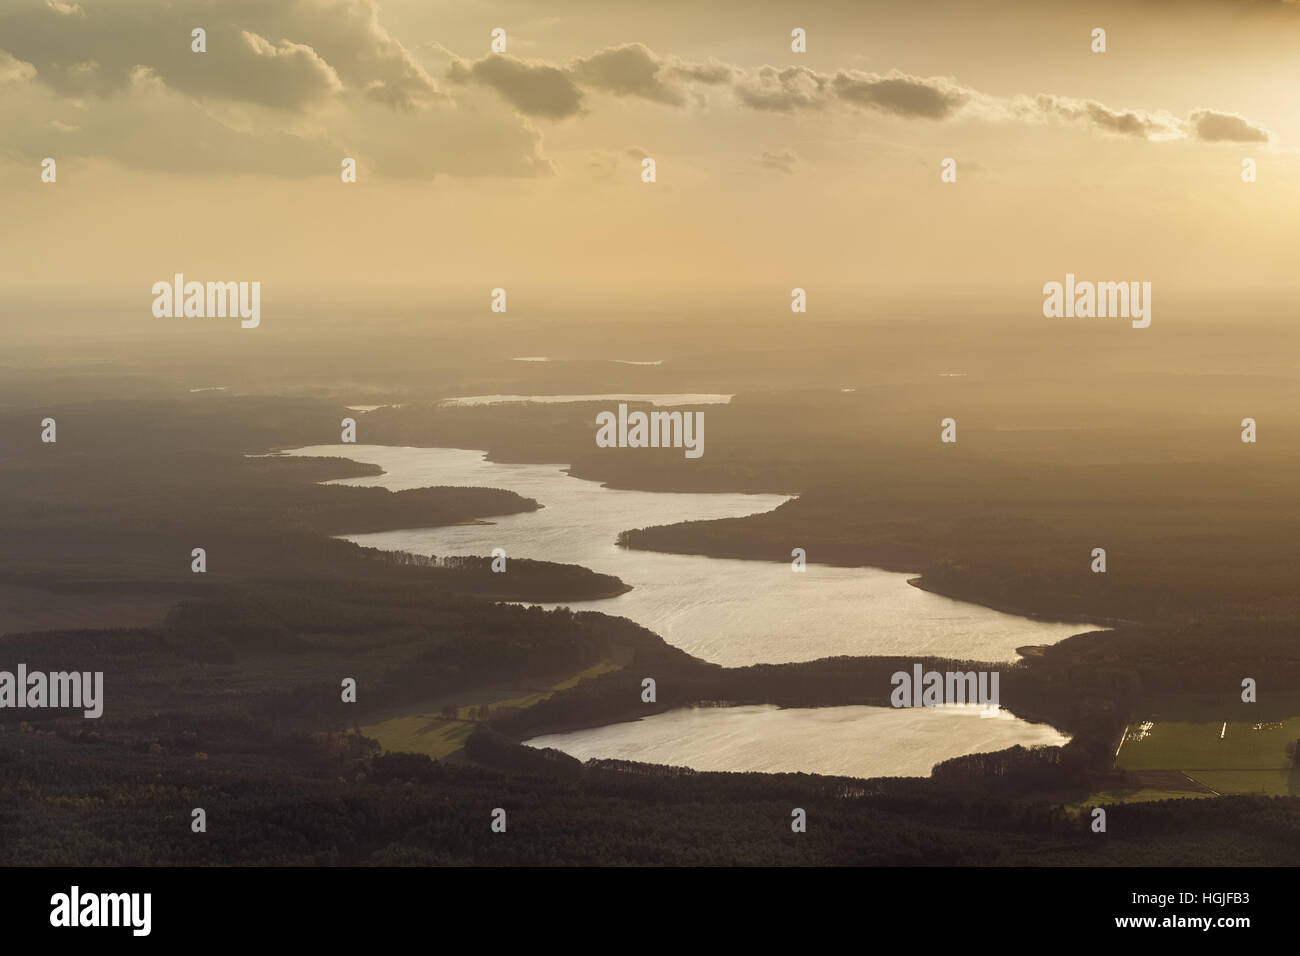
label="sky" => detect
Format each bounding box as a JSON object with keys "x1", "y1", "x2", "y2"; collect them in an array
[{"x1": 1, "y1": 0, "x2": 1297, "y2": 312}]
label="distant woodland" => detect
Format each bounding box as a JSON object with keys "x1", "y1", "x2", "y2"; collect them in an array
[{"x1": 3, "y1": 316, "x2": 1299, "y2": 865}]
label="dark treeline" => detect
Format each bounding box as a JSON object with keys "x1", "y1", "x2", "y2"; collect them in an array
[
  {"x1": 488, "y1": 641, "x2": 1129, "y2": 771},
  {"x1": 0, "y1": 583, "x2": 651, "y2": 735},
  {"x1": 2, "y1": 388, "x2": 1298, "y2": 864},
  {"x1": 0, "y1": 398, "x2": 624, "y2": 606},
  {"x1": 5, "y1": 726, "x2": 1299, "y2": 866}
]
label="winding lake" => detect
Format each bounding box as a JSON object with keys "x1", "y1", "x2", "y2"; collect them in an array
[{"x1": 282, "y1": 444, "x2": 1094, "y2": 666}]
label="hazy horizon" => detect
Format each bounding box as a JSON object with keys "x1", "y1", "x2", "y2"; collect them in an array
[
  {"x1": 2, "y1": 0, "x2": 1297, "y2": 314},
  {"x1": 3, "y1": 0, "x2": 1300, "y2": 888}
]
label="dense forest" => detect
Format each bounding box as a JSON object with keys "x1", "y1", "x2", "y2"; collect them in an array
[{"x1": 2, "y1": 321, "x2": 1298, "y2": 864}]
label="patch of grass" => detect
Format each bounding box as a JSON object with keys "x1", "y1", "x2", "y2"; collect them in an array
[
  {"x1": 1189, "y1": 770, "x2": 1299, "y2": 797},
  {"x1": 362, "y1": 656, "x2": 628, "y2": 758},
  {"x1": 1116, "y1": 715, "x2": 1300, "y2": 794},
  {"x1": 1071, "y1": 788, "x2": 1215, "y2": 808},
  {"x1": 361, "y1": 715, "x2": 474, "y2": 760}
]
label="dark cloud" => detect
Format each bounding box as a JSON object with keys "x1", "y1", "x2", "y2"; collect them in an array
[
  {"x1": 733, "y1": 65, "x2": 831, "y2": 111},
  {"x1": 832, "y1": 69, "x2": 970, "y2": 118},
  {"x1": 671, "y1": 60, "x2": 733, "y2": 85},
  {"x1": 0, "y1": 10, "x2": 1275, "y2": 183},
  {"x1": 1083, "y1": 102, "x2": 1164, "y2": 137},
  {"x1": 447, "y1": 54, "x2": 585, "y2": 119},
  {"x1": 571, "y1": 43, "x2": 690, "y2": 105},
  {"x1": 453, "y1": 43, "x2": 732, "y2": 115},
  {"x1": 1190, "y1": 108, "x2": 1271, "y2": 142},
  {"x1": 726, "y1": 60, "x2": 1270, "y2": 147},
  {"x1": 1021, "y1": 96, "x2": 1270, "y2": 144},
  {"x1": 0, "y1": 33, "x2": 550, "y2": 180},
  {"x1": 1019, "y1": 94, "x2": 1183, "y2": 139},
  {"x1": 0, "y1": 0, "x2": 439, "y2": 110},
  {"x1": 254, "y1": 0, "x2": 440, "y2": 110},
  {"x1": 231, "y1": 31, "x2": 342, "y2": 109},
  {"x1": 734, "y1": 66, "x2": 972, "y2": 119}
]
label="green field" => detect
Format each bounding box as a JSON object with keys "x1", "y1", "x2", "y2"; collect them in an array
[
  {"x1": 361, "y1": 656, "x2": 627, "y2": 759},
  {"x1": 1070, "y1": 788, "x2": 1216, "y2": 808},
  {"x1": 1115, "y1": 716, "x2": 1300, "y2": 796}
]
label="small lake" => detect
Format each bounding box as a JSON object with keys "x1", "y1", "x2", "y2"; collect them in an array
[{"x1": 524, "y1": 704, "x2": 1069, "y2": 778}]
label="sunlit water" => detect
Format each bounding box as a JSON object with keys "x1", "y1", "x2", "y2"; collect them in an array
[
  {"x1": 281, "y1": 444, "x2": 1094, "y2": 666},
  {"x1": 439, "y1": 393, "x2": 731, "y2": 407},
  {"x1": 523, "y1": 704, "x2": 1069, "y2": 778},
  {"x1": 278, "y1": 442, "x2": 1089, "y2": 776}
]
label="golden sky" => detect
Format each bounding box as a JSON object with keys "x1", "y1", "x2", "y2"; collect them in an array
[{"x1": 1, "y1": 0, "x2": 1297, "y2": 309}]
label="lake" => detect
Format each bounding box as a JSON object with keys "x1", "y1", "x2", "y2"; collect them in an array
[
  {"x1": 280, "y1": 444, "x2": 1095, "y2": 666},
  {"x1": 278, "y1": 441, "x2": 1091, "y2": 776},
  {"x1": 522, "y1": 703, "x2": 1069, "y2": 778}
]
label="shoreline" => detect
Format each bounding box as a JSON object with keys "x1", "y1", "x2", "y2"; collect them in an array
[{"x1": 903, "y1": 577, "x2": 1136, "y2": 633}]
